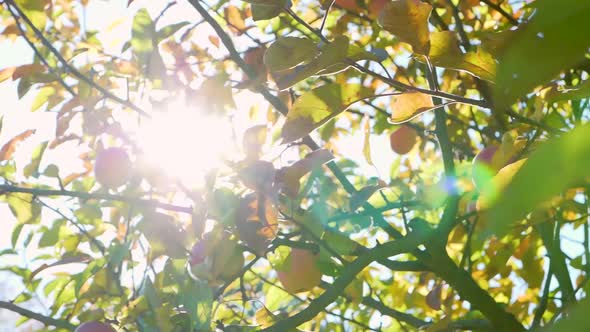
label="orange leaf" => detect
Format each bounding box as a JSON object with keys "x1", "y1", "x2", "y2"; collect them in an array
[
  {"x1": 208, "y1": 35, "x2": 220, "y2": 48},
  {"x1": 225, "y1": 5, "x2": 247, "y2": 35},
  {"x1": 236, "y1": 193, "x2": 278, "y2": 255},
  {"x1": 0, "y1": 129, "x2": 36, "y2": 161}
]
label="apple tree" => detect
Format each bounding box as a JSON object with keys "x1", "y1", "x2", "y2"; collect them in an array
[{"x1": 0, "y1": 0, "x2": 590, "y2": 331}]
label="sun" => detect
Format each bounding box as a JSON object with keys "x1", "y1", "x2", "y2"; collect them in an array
[{"x1": 137, "y1": 100, "x2": 234, "y2": 187}]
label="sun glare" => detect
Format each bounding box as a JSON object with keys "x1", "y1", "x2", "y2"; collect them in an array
[{"x1": 137, "y1": 102, "x2": 234, "y2": 187}]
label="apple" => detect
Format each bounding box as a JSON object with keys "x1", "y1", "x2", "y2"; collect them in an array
[
  {"x1": 75, "y1": 321, "x2": 116, "y2": 332},
  {"x1": 389, "y1": 125, "x2": 417, "y2": 155},
  {"x1": 368, "y1": 0, "x2": 388, "y2": 18},
  {"x1": 94, "y1": 147, "x2": 132, "y2": 188},
  {"x1": 243, "y1": 46, "x2": 267, "y2": 80},
  {"x1": 277, "y1": 248, "x2": 322, "y2": 293}
]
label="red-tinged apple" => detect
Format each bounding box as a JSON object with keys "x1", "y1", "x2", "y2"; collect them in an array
[
  {"x1": 75, "y1": 321, "x2": 116, "y2": 332},
  {"x1": 94, "y1": 147, "x2": 132, "y2": 189},
  {"x1": 243, "y1": 46, "x2": 267, "y2": 80},
  {"x1": 472, "y1": 145, "x2": 504, "y2": 190},
  {"x1": 368, "y1": 0, "x2": 388, "y2": 17},
  {"x1": 389, "y1": 125, "x2": 418, "y2": 155},
  {"x1": 277, "y1": 248, "x2": 322, "y2": 293}
]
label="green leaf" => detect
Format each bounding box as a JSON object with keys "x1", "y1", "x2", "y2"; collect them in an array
[
  {"x1": 38, "y1": 220, "x2": 63, "y2": 247},
  {"x1": 11, "y1": 223, "x2": 24, "y2": 248},
  {"x1": 180, "y1": 279, "x2": 212, "y2": 329},
  {"x1": 15, "y1": 0, "x2": 47, "y2": 30},
  {"x1": 494, "y1": 0, "x2": 590, "y2": 108},
  {"x1": 273, "y1": 36, "x2": 349, "y2": 90},
  {"x1": 487, "y1": 123, "x2": 590, "y2": 236},
  {"x1": 7, "y1": 193, "x2": 41, "y2": 224},
  {"x1": 264, "y1": 37, "x2": 318, "y2": 72},
  {"x1": 547, "y1": 80, "x2": 590, "y2": 103},
  {"x1": 541, "y1": 297, "x2": 590, "y2": 332},
  {"x1": 428, "y1": 31, "x2": 496, "y2": 82},
  {"x1": 321, "y1": 231, "x2": 363, "y2": 256},
  {"x1": 244, "y1": 0, "x2": 289, "y2": 21},
  {"x1": 378, "y1": 0, "x2": 432, "y2": 54},
  {"x1": 30, "y1": 86, "x2": 55, "y2": 112},
  {"x1": 156, "y1": 21, "x2": 189, "y2": 42},
  {"x1": 23, "y1": 141, "x2": 48, "y2": 177},
  {"x1": 281, "y1": 83, "x2": 372, "y2": 143},
  {"x1": 264, "y1": 282, "x2": 291, "y2": 311},
  {"x1": 131, "y1": 9, "x2": 156, "y2": 69}
]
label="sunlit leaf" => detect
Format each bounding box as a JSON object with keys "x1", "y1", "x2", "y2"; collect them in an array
[
  {"x1": 264, "y1": 37, "x2": 318, "y2": 72},
  {"x1": 281, "y1": 83, "x2": 372, "y2": 142},
  {"x1": 487, "y1": 123, "x2": 590, "y2": 235},
  {"x1": 23, "y1": 141, "x2": 48, "y2": 177},
  {"x1": 225, "y1": 5, "x2": 247, "y2": 34},
  {"x1": 428, "y1": 31, "x2": 496, "y2": 82},
  {"x1": 362, "y1": 114, "x2": 373, "y2": 166},
  {"x1": 494, "y1": 0, "x2": 590, "y2": 108},
  {"x1": 378, "y1": 0, "x2": 432, "y2": 54},
  {"x1": 390, "y1": 91, "x2": 434, "y2": 124},
  {"x1": 0, "y1": 129, "x2": 36, "y2": 161},
  {"x1": 7, "y1": 193, "x2": 42, "y2": 224},
  {"x1": 0, "y1": 67, "x2": 16, "y2": 83},
  {"x1": 321, "y1": 230, "x2": 363, "y2": 256},
  {"x1": 273, "y1": 36, "x2": 349, "y2": 90},
  {"x1": 15, "y1": 0, "x2": 48, "y2": 29},
  {"x1": 242, "y1": 124, "x2": 268, "y2": 159},
  {"x1": 30, "y1": 86, "x2": 56, "y2": 112},
  {"x1": 244, "y1": 0, "x2": 289, "y2": 21}
]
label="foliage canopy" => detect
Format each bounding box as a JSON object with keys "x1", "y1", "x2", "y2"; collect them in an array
[{"x1": 0, "y1": 0, "x2": 590, "y2": 331}]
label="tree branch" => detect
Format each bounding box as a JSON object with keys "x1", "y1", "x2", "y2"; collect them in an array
[
  {"x1": 361, "y1": 297, "x2": 428, "y2": 328},
  {"x1": 0, "y1": 184, "x2": 193, "y2": 214},
  {"x1": 480, "y1": 0, "x2": 519, "y2": 26},
  {"x1": 5, "y1": 0, "x2": 150, "y2": 118},
  {"x1": 0, "y1": 301, "x2": 76, "y2": 330}
]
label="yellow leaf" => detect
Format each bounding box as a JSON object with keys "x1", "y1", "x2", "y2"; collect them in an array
[
  {"x1": 378, "y1": 0, "x2": 432, "y2": 54},
  {"x1": 390, "y1": 91, "x2": 434, "y2": 123},
  {"x1": 0, "y1": 67, "x2": 16, "y2": 83}
]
